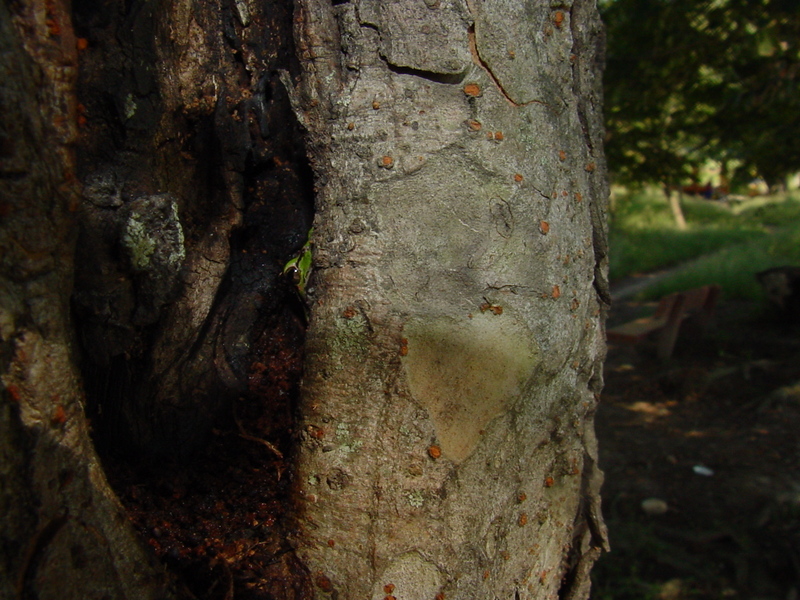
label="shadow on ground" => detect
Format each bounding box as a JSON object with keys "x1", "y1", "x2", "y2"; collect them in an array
[{"x1": 592, "y1": 294, "x2": 800, "y2": 600}]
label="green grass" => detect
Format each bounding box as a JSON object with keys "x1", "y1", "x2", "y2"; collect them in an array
[{"x1": 608, "y1": 186, "x2": 800, "y2": 301}]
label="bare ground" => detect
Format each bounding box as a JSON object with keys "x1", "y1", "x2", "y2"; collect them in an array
[{"x1": 592, "y1": 290, "x2": 800, "y2": 599}]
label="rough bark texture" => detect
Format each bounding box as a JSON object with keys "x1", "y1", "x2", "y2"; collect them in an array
[
  {"x1": 289, "y1": 0, "x2": 609, "y2": 598},
  {"x1": 1, "y1": 0, "x2": 609, "y2": 597},
  {"x1": 0, "y1": 2, "x2": 173, "y2": 598},
  {"x1": 70, "y1": 0, "x2": 312, "y2": 460},
  {"x1": 2, "y1": 0, "x2": 311, "y2": 597}
]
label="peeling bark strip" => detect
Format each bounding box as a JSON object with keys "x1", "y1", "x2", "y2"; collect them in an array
[{"x1": 291, "y1": 1, "x2": 608, "y2": 599}]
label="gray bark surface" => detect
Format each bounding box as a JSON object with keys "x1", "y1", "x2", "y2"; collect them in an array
[{"x1": 290, "y1": 0, "x2": 609, "y2": 598}]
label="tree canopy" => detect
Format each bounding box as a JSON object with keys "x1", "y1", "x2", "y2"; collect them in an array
[{"x1": 602, "y1": 0, "x2": 800, "y2": 188}]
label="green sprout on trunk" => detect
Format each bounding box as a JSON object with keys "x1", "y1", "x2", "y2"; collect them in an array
[{"x1": 283, "y1": 228, "x2": 313, "y2": 298}]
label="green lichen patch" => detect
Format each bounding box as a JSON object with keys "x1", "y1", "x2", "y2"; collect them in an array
[
  {"x1": 406, "y1": 489, "x2": 425, "y2": 508},
  {"x1": 121, "y1": 194, "x2": 185, "y2": 273},
  {"x1": 335, "y1": 422, "x2": 363, "y2": 455},
  {"x1": 328, "y1": 311, "x2": 370, "y2": 359}
]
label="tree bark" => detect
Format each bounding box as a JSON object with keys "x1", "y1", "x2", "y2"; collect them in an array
[
  {"x1": 1, "y1": 0, "x2": 609, "y2": 598},
  {"x1": 0, "y1": 2, "x2": 174, "y2": 598},
  {"x1": 70, "y1": 0, "x2": 312, "y2": 460},
  {"x1": 289, "y1": 1, "x2": 609, "y2": 598}
]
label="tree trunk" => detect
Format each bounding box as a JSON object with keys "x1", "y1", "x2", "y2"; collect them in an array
[
  {"x1": 1, "y1": 0, "x2": 609, "y2": 598},
  {"x1": 665, "y1": 185, "x2": 688, "y2": 230},
  {"x1": 290, "y1": 0, "x2": 609, "y2": 598},
  {"x1": 0, "y1": 2, "x2": 174, "y2": 598}
]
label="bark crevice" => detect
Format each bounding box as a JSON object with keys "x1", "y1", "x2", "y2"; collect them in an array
[{"x1": 383, "y1": 61, "x2": 468, "y2": 85}]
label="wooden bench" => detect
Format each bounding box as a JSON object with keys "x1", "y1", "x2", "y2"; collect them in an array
[{"x1": 607, "y1": 285, "x2": 721, "y2": 360}]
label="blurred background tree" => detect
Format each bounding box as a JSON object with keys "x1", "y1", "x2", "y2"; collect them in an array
[{"x1": 602, "y1": 0, "x2": 800, "y2": 191}]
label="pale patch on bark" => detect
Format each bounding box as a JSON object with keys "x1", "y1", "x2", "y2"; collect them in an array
[{"x1": 402, "y1": 312, "x2": 539, "y2": 462}]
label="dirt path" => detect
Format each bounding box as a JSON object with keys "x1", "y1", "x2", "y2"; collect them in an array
[{"x1": 609, "y1": 255, "x2": 718, "y2": 302}]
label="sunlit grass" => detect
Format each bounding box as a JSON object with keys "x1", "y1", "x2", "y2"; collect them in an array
[{"x1": 609, "y1": 186, "x2": 800, "y2": 301}]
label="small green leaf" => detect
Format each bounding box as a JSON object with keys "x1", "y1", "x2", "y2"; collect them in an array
[{"x1": 283, "y1": 228, "x2": 313, "y2": 297}]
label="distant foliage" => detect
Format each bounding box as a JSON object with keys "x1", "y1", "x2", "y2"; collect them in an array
[{"x1": 602, "y1": 0, "x2": 800, "y2": 188}]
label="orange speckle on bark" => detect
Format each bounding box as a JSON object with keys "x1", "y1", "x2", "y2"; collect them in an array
[
  {"x1": 494, "y1": 131, "x2": 504, "y2": 141},
  {"x1": 46, "y1": 18, "x2": 60, "y2": 36},
  {"x1": 76, "y1": 37, "x2": 89, "y2": 50},
  {"x1": 316, "y1": 574, "x2": 333, "y2": 592},
  {"x1": 518, "y1": 512, "x2": 528, "y2": 526},
  {"x1": 483, "y1": 570, "x2": 490, "y2": 580},
  {"x1": 517, "y1": 492, "x2": 527, "y2": 503},
  {"x1": 51, "y1": 405, "x2": 66, "y2": 425},
  {"x1": 342, "y1": 306, "x2": 356, "y2": 319},
  {"x1": 585, "y1": 162, "x2": 596, "y2": 172},
  {"x1": 384, "y1": 584, "x2": 395, "y2": 594},
  {"x1": 558, "y1": 150, "x2": 566, "y2": 161},
  {"x1": 347, "y1": 122, "x2": 355, "y2": 130},
  {"x1": 551, "y1": 285, "x2": 561, "y2": 299},
  {"x1": 327, "y1": 539, "x2": 335, "y2": 547},
  {"x1": 514, "y1": 173, "x2": 523, "y2": 182},
  {"x1": 428, "y1": 445, "x2": 442, "y2": 459},
  {"x1": 6, "y1": 384, "x2": 22, "y2": 402},
  {"x1": 545, "y1": 476, "x2": 555, "y2": 487},
  {"x1": 575, "y1": 192, "x2": 583, "y2": 202},
  {"x1": 554, "y1": 11, "x2": 564, "y2": 28},
  {"x1": 463, "y1": 83, "x2": 482, "y2": 97},
  {"x1": 372, "y1": 100, "x2": 381, "y2": 110},
  {"x1": 467, "y1": 119, "x2": 482, "y2": 131},
  {"x1": 381, "y1": 155, "x2": 394, "y2": 168},
  {"x1": 539, "y1": 221, "x2": 550, "y2": 235}
]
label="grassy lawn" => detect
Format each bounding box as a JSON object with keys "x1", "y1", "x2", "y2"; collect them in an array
[{"x1": 608, "y1": 186, "x2": 800, "y2": 301}]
